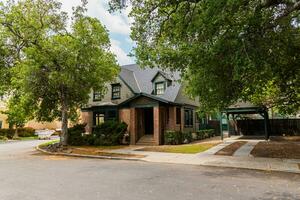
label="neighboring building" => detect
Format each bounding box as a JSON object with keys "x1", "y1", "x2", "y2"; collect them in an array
[
  {"x1": 81, "y1": 64, "x2": 200, "y2": 145},
  {"x1": 0, "y1": 98, "x2": 61, "y2": 130}
]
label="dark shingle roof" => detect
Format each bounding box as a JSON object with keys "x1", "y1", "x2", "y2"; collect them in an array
[{"x1": 119, "y1": 64, "x2": 182, "y2": 103}]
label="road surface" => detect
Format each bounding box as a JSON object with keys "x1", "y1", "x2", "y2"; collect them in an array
[{"x1": 0, "y1": 140, "x2": 299, "y2": 200}]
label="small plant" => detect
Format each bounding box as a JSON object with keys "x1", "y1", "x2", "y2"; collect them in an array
[
  {"x1": 164, "y1": 131, "x2": 183, "y2": 145},
  {"x1": 182, "y1": 132, "x2": 193, "y2": 144}
]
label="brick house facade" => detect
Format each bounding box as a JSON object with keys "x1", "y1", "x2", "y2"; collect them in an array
[{"x1": 81, "y1": 64, "x2": 199, "y2": 145}]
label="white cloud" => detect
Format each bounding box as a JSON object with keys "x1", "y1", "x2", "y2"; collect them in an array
[
  {"x1": 60, "y1": 0, "x2": 131, "y2": 35},
  {"x1": 111, "y1": 39, "x2": 134, "y2": 65},
  {"x1": 59, "y1": 0, "x2": 134, "y2": 65}
]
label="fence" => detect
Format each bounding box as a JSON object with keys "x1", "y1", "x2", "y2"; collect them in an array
[{"x1": 207, "y1": 119, "x2": 300, "y2": 136}]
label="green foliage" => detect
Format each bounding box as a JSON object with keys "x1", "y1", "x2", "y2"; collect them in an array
[
  {"x1": 0, "y1": 0, "x2": 119, "y2": 145},
  {"x1": 92, "y1": 121, "x2": 128, "y2": 146},
  {"x1": 68, "y1": 124, "x2": 88, "y2": 146},
  {"x1": 111, "y1": 0, "x2": 300, "y2": 114},
  {"x1": 68, "y1": 121, "x2": 128, "y2": 146},
  {"x1": 164, "y1": 131, "x2": 183, "y2": 145},
  {"x1": 0, "y1": 127, "x2": 35, "y2": 139},
  {"x1": 196, "y1": 129, "x2": 215, "y2": 140},
  {"x1": 182, "y1": 132, "x2": 193, "y2": 144},
  {"x1": 1, "y1": 94, "x2": 34, "y2": 131}
]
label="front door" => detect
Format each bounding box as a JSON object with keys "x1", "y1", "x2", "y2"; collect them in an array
[{"x1": 144, "y1": 108, "x2": 154, "y2": 135}]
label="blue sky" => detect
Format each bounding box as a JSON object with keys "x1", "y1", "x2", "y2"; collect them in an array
[{"x1": 59, "y1": 0, "x2": 135, "y2": 65}]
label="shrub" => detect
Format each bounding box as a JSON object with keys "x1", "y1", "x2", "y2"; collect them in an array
[
  {"x1": 68, "y1": 124, "x2": 88, "y2": 146},
  {"x1": 92, "y1": 121, "x2": 128, "y2": 146},
  {"x1": 0, "y1": 129, "x2": 14, "y2": 139},
  {"x1": 18, "y1": 127, "x2": 35, "y2": 137},
  {"x1": 0, "y1": 127, "x2": 35, "y2": 138},
  {"x1": 164, "y1": 131, "x2": 183, "y2": 145},
  {"x1": 0, "y1": 135, "x2": 8, "y2": 141},
  {"x1": 182, "y1": 132, "x2": 193, "y2": 144},
  {"x1": 68, "y1": 121, "x2": 128, "y2": 146},
  {"x1": 196, "y1": 129, "x2": 215, "y2": 140}
]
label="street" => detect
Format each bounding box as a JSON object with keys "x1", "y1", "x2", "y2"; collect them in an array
[{"x1": 0, "y1": 141, "x2": 299, "y2": 200}]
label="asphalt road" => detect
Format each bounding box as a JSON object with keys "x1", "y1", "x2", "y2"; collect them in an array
[{"x1": 0, "y1": 140, "x2": 299, "y2": 200}]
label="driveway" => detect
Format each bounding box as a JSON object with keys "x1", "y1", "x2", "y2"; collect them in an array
[{"x1": 0, "y1": 141, "x2": 299, "y2": 200}]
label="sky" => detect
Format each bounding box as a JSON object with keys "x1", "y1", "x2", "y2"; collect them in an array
[{"x1": 59, "y1": 0, "x2": 135, "y2": 65}]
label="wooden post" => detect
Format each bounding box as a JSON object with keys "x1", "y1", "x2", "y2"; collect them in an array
[{"x1": 219, "y1": 112, "x2": 223, "y2": 140}]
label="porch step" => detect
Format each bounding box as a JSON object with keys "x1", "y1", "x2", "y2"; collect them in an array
[{"x1": 136, "y1": 135, "x2": 155, "y2": 146}]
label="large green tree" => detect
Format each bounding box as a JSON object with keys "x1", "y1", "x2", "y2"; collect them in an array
[
  {"x1": 0, "y1": 0, "x2": 119, "y2": 145},
  {"x1": 110, "y1": 0, "x2": 300, "y2": 114}
]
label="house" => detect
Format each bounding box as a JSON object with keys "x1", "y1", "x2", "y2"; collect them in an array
[{"x1": 81, "y1": 64, "x2": 200, "y2": 145}]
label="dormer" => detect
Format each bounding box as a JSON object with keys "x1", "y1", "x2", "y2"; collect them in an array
[{"x1": 151, "y1": 71, "x2": 172, "y2": 95}]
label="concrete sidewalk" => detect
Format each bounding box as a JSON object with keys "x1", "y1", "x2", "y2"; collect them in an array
[{"x1": 107, "y1": 141, "x2": 300, "y2": 174}]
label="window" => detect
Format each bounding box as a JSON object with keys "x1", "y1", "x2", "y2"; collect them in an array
[
  {"x1": 111, "y1": 84, "x2": 121, "y2": 99},
  {"x1": 155, "y1": 82, "x2": 165, "y2": 95},
  {"x1": 94, "y1": 113, "x2": 105, "y2": 126},
  {"x1": 184, "y1": 109, "x2": 193, "y2": 127},
  {"x1": 93, "y1": 91, "x2": 102, "y2": 101},
  {"x1": 176, "y1": 107, "x2": 181, "y2": 124}
]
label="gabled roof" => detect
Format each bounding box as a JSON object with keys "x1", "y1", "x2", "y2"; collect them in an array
[{"x1": 120, "y1": 64, "x2": 183, "y2": 104}]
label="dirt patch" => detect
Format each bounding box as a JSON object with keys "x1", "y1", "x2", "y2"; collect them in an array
[
  {"x1": 68, "y1": 147, "x2": 145, "y2": 158},
  {"x1": 270, "y1": 136, "x2": 300, "y2": 142},
  {"x1": 215, "y1": 141, "x2": 247, "y2": 156},
  {"x1": 251, "y1": 141, "x2": 300, "y2": 159}
]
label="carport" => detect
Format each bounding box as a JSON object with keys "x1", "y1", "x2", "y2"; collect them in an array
[{"x1": 220, "y1": 106, "x2": 271, "y2": 140}]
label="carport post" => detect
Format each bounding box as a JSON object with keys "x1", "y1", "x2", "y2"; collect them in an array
[{"x1": 219, "y1": 112, "x2": 223, "y2": 140}]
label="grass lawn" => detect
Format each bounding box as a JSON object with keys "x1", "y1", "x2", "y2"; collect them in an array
[
  {"x1": 137, "y1": 143, "x2": 219, "y2": 154},
  {"x1": 251, "y1": 141, "x2": 300, "y2": 159},
  {"x1": 39, "y1": 140, "x2": 60, "y2": 148},
  {"x1": 19, "y1": 136, "x2": 39, "y2": 141}
]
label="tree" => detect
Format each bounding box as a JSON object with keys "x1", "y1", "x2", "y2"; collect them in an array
[
  {"x1": 1, "y1": 94, "x2": 33, "y2": 138},
  {"x1": 110, "y1": 0, "x2": 300, "y2": 114},
  {"x1": 0, "y1": 0, "x2": 119, "y2": 146}
]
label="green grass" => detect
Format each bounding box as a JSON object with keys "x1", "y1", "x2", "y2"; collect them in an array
[
  {"x1": 19, "y1": 136, "x2": 39, "y2": 141},
  {"x1": 39, "y1": 140, "x2": 59, "y2": 148},
  {"x1": 137, "y1": 143, "x2": 219, "y2": 154}
]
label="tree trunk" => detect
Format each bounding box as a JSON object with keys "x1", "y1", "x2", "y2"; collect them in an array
[
  {"x1": 13, "y1": 126, "x2": 18, "y2": 139},
  {"x1": 60, "y1": 87, "x2": 69, "y2": 146}
]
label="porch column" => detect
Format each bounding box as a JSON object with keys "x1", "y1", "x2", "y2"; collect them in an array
[
  {"x1": 130, "y1": 107, "x2": 137, "y2": 145},
  {"x1": 153, "y1": 106, "x2": 161, "y2": 145}
]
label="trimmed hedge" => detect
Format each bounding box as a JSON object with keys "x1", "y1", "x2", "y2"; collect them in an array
[
  {"x1": 0, "y1": 127, "x2": 35, "y2": 139},
  {"x1": 68, "y1": 121, "x2": 128, "y2": 146},
  {"x1": 164, "y1": 129, "x2": 215, "y2": 145}
]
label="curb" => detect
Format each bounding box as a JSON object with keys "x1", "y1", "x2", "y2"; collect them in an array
[
  {"x1": 36, "y1": 145, "x2": 145, "y2": 162},
  {"x1": 36, "y1": 145, "x2": 300, "y2": 175}
]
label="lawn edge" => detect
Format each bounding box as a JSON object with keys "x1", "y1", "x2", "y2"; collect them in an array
[{"x1": 36, "y1": 143, "x2": 144, "y2": 162}]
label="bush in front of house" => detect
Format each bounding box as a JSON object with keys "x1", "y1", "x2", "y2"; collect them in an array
[
  {"x1": 92, "y1": 121, "x2": 128, "y2": 146},
  {"x1": 164, "y1": 131, "x2": 183, "y2": 145},
  {"x1": 182, "y1": 132, "x2": 193, "y2": 144},
  {"x1": 67, "y1": 121, "x2": 128, "y2": 146},
  {"x1": 68, "y1": 124, "x2": 88, "y2": 146}
]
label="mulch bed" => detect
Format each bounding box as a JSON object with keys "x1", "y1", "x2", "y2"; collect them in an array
[
  {"x1": 250, "y1": 141, "x2": 300, "y2": 159},
  {"x1": 215, "y1": 141, "x2": 247, "y2": 156}
]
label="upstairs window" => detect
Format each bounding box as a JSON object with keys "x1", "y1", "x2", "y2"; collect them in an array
[
  {"x1": 93, "y1": 91, "x2": 102, "y2": 101},
  {"x1": 184, "y1": 109, "x2": 193, "y2": 127},
  {"x1": 155, "y1": 82, "x2": 165, "y2": 95},
  {"x1": 111, "y1": 84, "x2": 121, "y2": 100}
]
